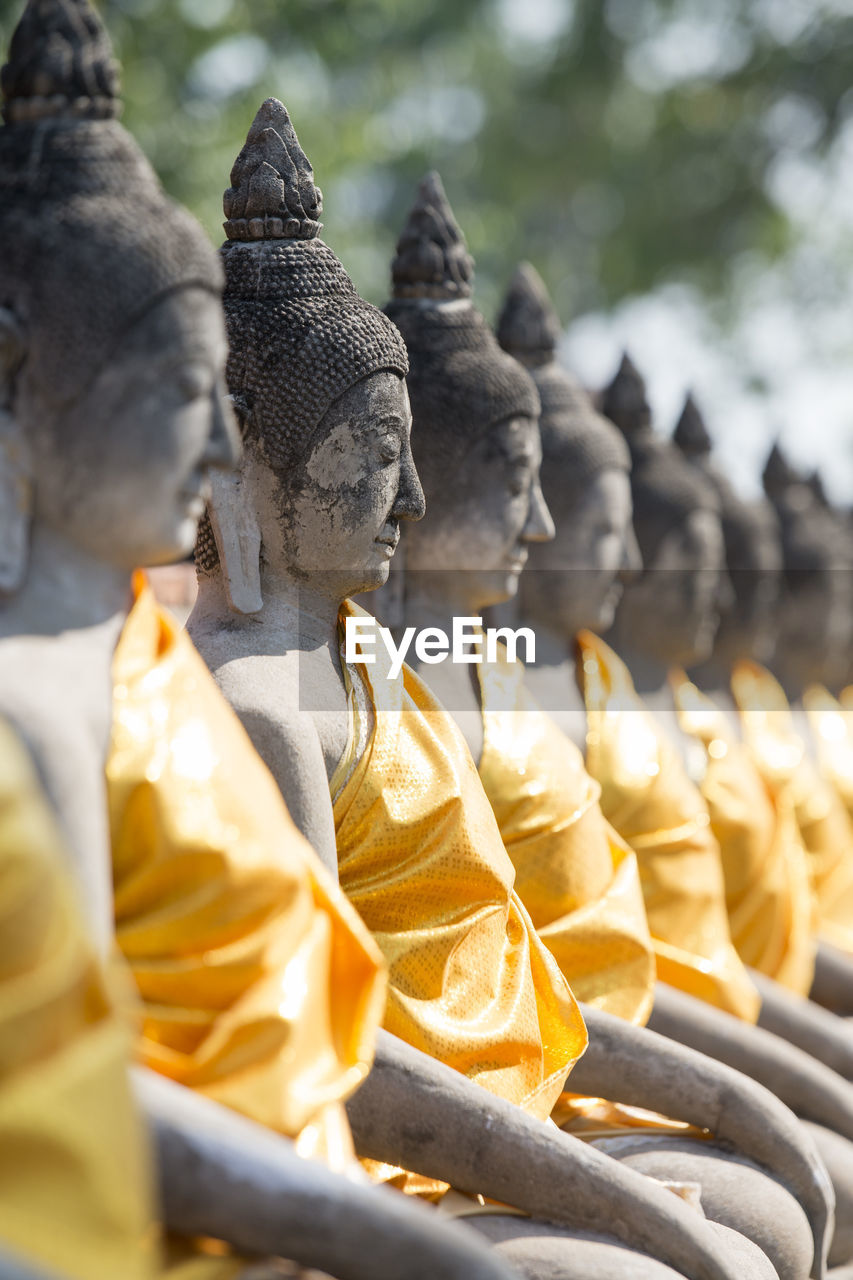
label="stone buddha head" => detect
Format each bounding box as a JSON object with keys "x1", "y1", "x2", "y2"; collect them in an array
[
  {"x1": 673, "y1": 393, "x2": 782, "y2": 667},
  {"x1": 196, "y1": 99, "x2": 423, "y2": 613},
  {"x1": 602, "y1": 356, "x2": 727, "y2": 668},
  {"x1": 497, "y1": 263, "x2": 639, "y2": 639},
  {"x1": 763, "y1": 443, "x2": 852, "y2": 689},
  {"x1": 384, "y1": 175, "x2": 550, "y2": 614},
  {"x1": 0, "y1": 0, "x2": 237, "y2": 597}
]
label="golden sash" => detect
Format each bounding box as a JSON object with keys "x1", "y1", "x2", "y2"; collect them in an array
[
  {"x1": 576, "y1": 633, "x2": 760, "y2": 1023},
  {"x1": 476, "y1": 642, "x2": 655, "y2": 1026},
  {"x1": 475, "y1": 645, "x2": 709, "y2": 1144},
  {"x1": 332, "y1": 602, "x2": 587, "y2": 1122},
  {"x1": 0, "y1": 717, "x2": 157, "y2": 1280},
  {"x1": 803, "y1": 684, "x2": 853, "y2": 824},
  {"x1": 733, "y1": 661, "x2": 853, "y2": 956},
  {"x1": 108, "y1": 576, "x2": 386, "y2": 1170},
  {"x1": 673, "y1": 675, "x2": 815, "y2": 996}
]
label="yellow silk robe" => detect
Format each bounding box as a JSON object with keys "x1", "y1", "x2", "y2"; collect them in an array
[
  {"x1": 803, "y1": 685, "x2": 853, "y2": 825},
  {"x1": 733, "y1": 661, "x2": 853, "y2": 955},
  {"x1": 577, "y1": 632, "x2": 760, "y2": 1023},
  {"x1": 476, "y1": 645, "x2": 707, "y2": 1144},
  {"x1": 0, "y1": 717, "x2": 157, "y2": 1280},
  {"x1": 476, "y1": 643, "x2": 655, "y2": 1026},
  {"x1": 108, "y1": 577, "x2": 386, "y2": 1170},
  {"x1": 672, "y1": 675, "x2": 815, "y2": 996},
  {"x1": 332, "y1": 603, "x2": 587, "y2": 1123}
]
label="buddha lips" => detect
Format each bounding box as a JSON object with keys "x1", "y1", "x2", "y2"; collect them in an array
[{"x1": 344, "y1": 614, "x2": 536, "y2": 679}]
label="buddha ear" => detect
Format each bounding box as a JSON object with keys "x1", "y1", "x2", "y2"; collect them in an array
[
  {"x1": 0, "y1": 306, "x2": 31, "y2": 595},
  {"x1": 207, "y1": 461, "x2": 263, "y2": 615}
]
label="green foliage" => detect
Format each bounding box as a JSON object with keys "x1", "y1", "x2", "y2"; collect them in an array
[{"x1": 2, "y1": 0, "x2": 852, "y2": 328}]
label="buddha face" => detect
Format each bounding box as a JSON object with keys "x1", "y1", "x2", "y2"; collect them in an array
[
  {"x1": 24, "y1": 287, "x2": 238, "y2": 568},
  {"x1": 259, "y1": 370, "x2": 425, "y2": 601},
  {"x1": 523, "y1": 468, "x2": 641, "y2": 637},
  {"x1": 776, "y1": 569, "x2": 852, "y2": 687},
  {"x1": 714, "y1": 548, "x2": 782, "y2": 667},
  {"x1": 616, "y1": 509, "x2": 727, "y2": 667},
  {"x1": 406, "y1": 415, "x2": 554, "y2": 611}
]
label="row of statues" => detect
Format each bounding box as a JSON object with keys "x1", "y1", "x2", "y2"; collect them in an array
[{"x1": 1, "y1": 2, "x2": 852, "y2": 1279}]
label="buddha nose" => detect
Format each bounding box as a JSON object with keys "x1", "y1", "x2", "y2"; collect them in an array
[
  {"x1": 618, "y1": 523, "x2": 643, "y2": 583},
  {"x1": 522, "y1": 480, "x2": 555, "y2": 544},
  {"x1": 716, "y1": 565, "x2": 736, "y2": 616},
  {"x1": 392, "y1": 445, "x2": 426, "y2": 523},
  {"x1": 202, "y1": 389, "x2": 242, "y2": 472}
]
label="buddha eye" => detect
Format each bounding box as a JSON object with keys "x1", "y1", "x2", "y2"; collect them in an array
[
  {"x1": 378, "y1": 434, "x2": 401, "y2": 464},
  {"x1": 508, "y1": 460, "x2": 532, "y2": 497},
  {"x1": 175, "y1": 364, "x2": 213, "y2": 404}
]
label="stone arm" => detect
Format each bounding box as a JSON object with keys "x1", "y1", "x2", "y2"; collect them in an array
[
  {"x1": 134, "y1": 1067, "x2": 519, "y2": 1280},
  {"x1": 649, "y1": 982, "x2": 853, "y2": 1142},
  {"x1": 347, "y1": 1029, "x2": 800, "y2": 1280},
  {"x1": 571, "y1": 1004, "x2": 833, "y2": 1277},
  {"x1": 648, "y1": 983, "x2": 853, "y2": 1136},
  {"x1": 749, "y1": 969, "x2": 853, "y2": 1081},
  {"x1": 810, "y1": 941, "x2": 853, "y2": 1016}
]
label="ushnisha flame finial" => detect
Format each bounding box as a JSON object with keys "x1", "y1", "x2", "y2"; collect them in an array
[
  {"x1": 762, "y1": 440, "x2": 800, "y2": 504},
  {"x1": 600, "y1": 351, "x2": 652, "y2": 436},
  {"x1": 495, "y1": 262, "x2": 561, "y2": 368},
  {"x1": 673, "y1": 391, "x2": 712, "y2": 459},
  {"x1": 390, "y1": 170, "x2": 474, "y2": 302},
  {"x1": 1, "y1": 0, "x2": 120, "y2": 125},
  {"x1": 223, "y1": 97, "x2": 323, "y2": 242}
]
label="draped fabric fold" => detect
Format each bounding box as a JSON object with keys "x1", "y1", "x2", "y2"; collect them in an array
[
  {"x1": 803, "y1": 684, "x2": 853, "y2": 824},
  {"x1": 733, "y1": 661, "x2": 853, "y2": 957},
  {"x1": 332, "y1": 601, "x2": 587, "y2": 1125},
  {"x1": 0, "y1": 717, "x2": 157, "y2": 1280},
  {"x1": 672, "y1": 674, "x2": 815, "y2": 996},
  {"x1": 476, "y1": 641, "x2": 655, "y2": 1026},
  {"x1": 108, "y1": 576, "x2": 386, "y2": 1169},
  {"x1": 576, "y1": 632, "x2": 760, "y2": 1023},
  {"x1": 475, "y1": 642, "x2": 707, "y2": 1143}
]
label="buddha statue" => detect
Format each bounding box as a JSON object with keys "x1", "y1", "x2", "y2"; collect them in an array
[
  {"x1": 388, "y1": 207, "x2": 830, "y2": 1278},
  {"x1": 0, "y1": 1, "x2": 229, "y2": 1272},
  {"x1": 763, "y1": 448, "x2": 852, "y2": 699},
  {"x1": 0, "y1": 8, "x2": 516, "y2": 1280},
  {"x1": 188, "y1": 104, "x2": 810, "y2": 1280},
  {"x1": 674, "y1": 395, "x2": 783, "y2": 691},
  {"x1": 500, "y1": 287, "x2": 757, "y2": 1024},
  {"x1": 664, "y1": 394, "x2": 816, "y2": 995}
]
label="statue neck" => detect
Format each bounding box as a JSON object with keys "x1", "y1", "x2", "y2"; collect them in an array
[
  {"x1": 768, "y1": 652, "x2": 810, "y2": 705},
  {"x1": 607, "y1": 621, "x2": 672, "y2": 700},
  {"x1": 193, "y1": 563, "x2": 342, "y2": 652},
  {"x1": 688, "y1": 650, "x2": 735, "y2": 699},
  {"x1": 0, "y1": 521, "x2": 130, "y2": 641},
  {"x1": 518, "y1": 582, "x2": 586, "y2": 663},
  {"x1": 403, "y1": 572, "x2": 483, "y2": 651},
  {"x1": 405, "y1": 570, "x2": 486, "y2": 622},
  {"x1": 513, "y1": 604, "x2": 572, "y2": 670}
]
